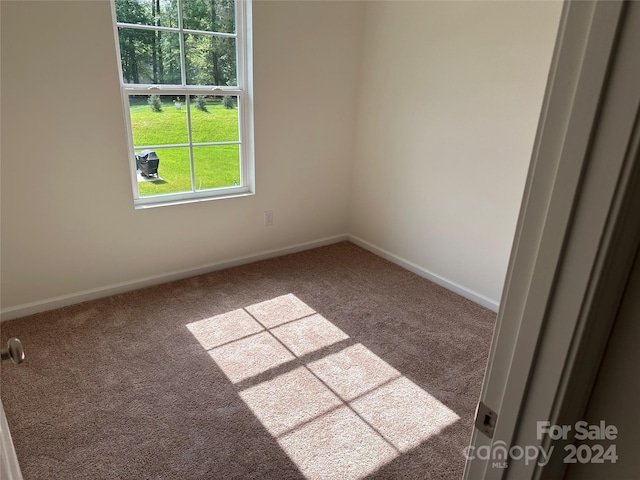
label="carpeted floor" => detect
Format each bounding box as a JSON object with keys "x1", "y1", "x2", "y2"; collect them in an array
[{"x1": 0, "y1": 241, "x2": 496, "y2": 479}]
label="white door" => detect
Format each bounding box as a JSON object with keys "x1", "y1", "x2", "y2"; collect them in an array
[
  {"x1": 464, "y1": 0, "x2": 640, "y2": 478},
  {"x1": 1, "y1": 400, "x2": 23, "y2": 480}
]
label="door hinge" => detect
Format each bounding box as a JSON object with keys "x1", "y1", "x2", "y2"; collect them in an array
[{"x1": 475, "y1": 401, "x2": 497, "y2": 438}]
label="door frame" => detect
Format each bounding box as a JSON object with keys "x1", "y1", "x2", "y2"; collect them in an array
[
  {"x1": 464, "y1": 0, "x2": 640, "y2": 478},
  {"x1": 0, "y1": 400, "x2": 23, "y2": 480}
]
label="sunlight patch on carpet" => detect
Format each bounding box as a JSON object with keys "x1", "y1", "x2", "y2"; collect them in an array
[
  {"x1": 270, "y1": 314, "x2": 350, "y2": 357},
  {"x1": 186, "y1": 308, "x2": 264, "y2": 350},
  {"x1": 187, "y1": 294, "x2": 460, "y2": 479},
  {"x1": 278, "y1": 406, "x2": 397, "y2": 480},
  {"x1": 246, "y1": 293, "x2": 316, "y2": 328},
  {"x1": 239, "y1": 366, "x2": 343, "y2": 436},
  {"x1": 307, "y1": 344, "x2": 401, "y2": 401},
  {"x1": 207, "y1": 332, "x2": 295, "y2": 383},
  {"x1": 351, "y1": 376, "x2": 459, "y2": 453}
]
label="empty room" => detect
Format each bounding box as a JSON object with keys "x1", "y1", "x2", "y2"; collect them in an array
[{"x1": 9, "y1": 0, "x2": 637, "y2": 479}]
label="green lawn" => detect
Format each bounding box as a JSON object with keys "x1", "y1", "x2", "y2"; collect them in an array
[{"x1": 129, "y1": 97, "x2": 240, "y2": 197}]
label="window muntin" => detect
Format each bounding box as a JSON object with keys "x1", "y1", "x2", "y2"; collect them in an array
[{"x1": 113, "y1": 0, "x2": 252, "y2": 206}]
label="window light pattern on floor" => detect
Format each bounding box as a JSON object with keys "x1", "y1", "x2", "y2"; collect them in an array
[{"x1": 187, "y1": 293, "x2": 460, "y2": 480}]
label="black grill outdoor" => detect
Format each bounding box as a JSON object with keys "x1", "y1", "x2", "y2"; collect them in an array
[{"x1": 135, "y1": 150, "x2": 160, "y2": 177}]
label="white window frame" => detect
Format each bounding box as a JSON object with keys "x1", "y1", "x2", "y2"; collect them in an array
[{"x1": 111, "y1": 0, "x2": 254, "y2": 208}]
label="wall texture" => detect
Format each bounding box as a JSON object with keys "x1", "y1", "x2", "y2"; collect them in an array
[
  {"x1": 0, "y1": 1, "x2": 364, "y2": 311},
  {"x1": 1, "y1": 0, "x2": 561, "y2": 315},
  {"x1": 349, "y1": 0, "x2": 561, "y2": 303}
]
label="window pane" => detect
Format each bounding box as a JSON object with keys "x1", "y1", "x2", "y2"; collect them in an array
[
  {"x1": 190, "y1": 95, "x2": 239, "y2": 143},
  {"x1": 182, "y1": 0, "x2": 236, "y2": 33},
  {"x1": 118, "y1": 29, "x2": 181, "y2": 85},
  {"x1": 115, "y1": 0, "x2": 178, "y2": 28},
  {"x1": 129, "y1": 95, "x2": 189, "y2": 146},
  {"x1": 136, "y1": 147, "x2": 193, "y2": 197},
  {"x1": 193, "y1": 145, "x2": 240, "y2": 191},
  {"x1": 185, "y1": 34, "x2": 237, "y2": 86}
]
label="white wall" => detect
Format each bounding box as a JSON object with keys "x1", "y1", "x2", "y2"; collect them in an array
[
  {"x1": 350, "y1": 1, "x2": 561, "y2": 303},
  {"x1": 0, "y1": 1, "x2": 364, "y2": 311},
  {"x1": 1, "y1": 0, "x2": 561, "y2": 316}
]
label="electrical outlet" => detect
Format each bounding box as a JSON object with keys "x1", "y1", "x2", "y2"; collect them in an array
[{"x1": 264, "y1": 210, "x2": 273, "y2": 226}]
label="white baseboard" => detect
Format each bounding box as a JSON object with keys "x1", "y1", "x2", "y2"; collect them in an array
[
  {"x1": 0, "y1": 234, "x2": 348, "y2": 322},
  {"x1": 1, "y1": 233, "x2": 499, "y2": 321},
  {"x1": 347, "y1": 235, "x2": 500, "y2": 312}
]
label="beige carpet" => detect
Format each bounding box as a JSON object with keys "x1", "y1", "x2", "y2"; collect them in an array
[{"x1": 0, "y1": 242, "x2": 496, "y2": 479}]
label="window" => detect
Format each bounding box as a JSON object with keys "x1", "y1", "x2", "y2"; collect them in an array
[{"x1": 112, "y1": 0, "x2": 253, "y2": 207}]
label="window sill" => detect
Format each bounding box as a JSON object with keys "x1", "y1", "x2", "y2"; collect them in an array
[{"x1": 134, "y1": 190, "x2": 254, "y2": 210}]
